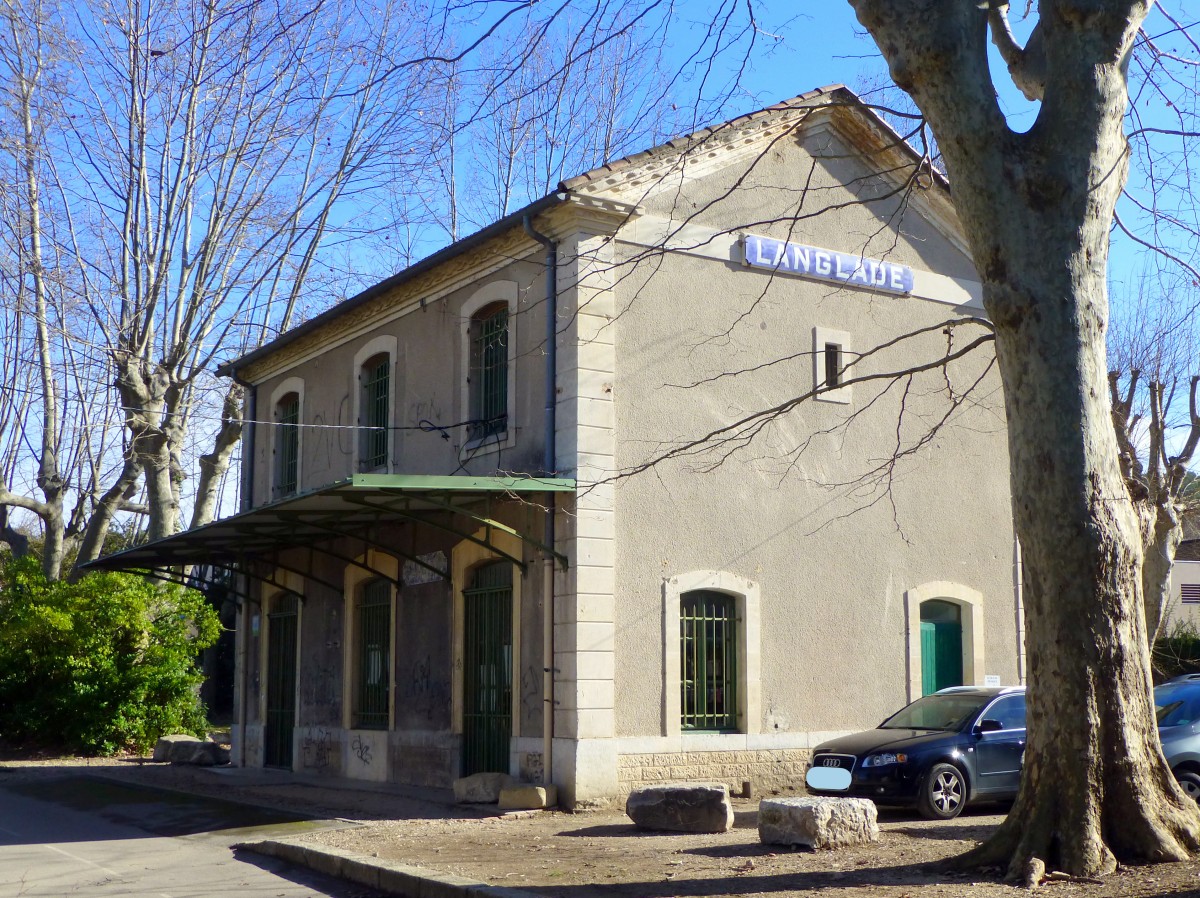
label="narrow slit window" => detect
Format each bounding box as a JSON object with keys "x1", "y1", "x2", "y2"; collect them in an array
[{"x1": 824, "y1": 342, "x2": 842, "y2": 389}]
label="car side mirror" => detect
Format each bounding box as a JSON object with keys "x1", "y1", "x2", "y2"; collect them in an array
[{"x1": 976, "y1": 718, "x2": 1004, "y2": 733}]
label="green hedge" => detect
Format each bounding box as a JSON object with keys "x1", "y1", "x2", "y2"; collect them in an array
[
  {"x1": 0, "y1": 556, "x2": 220, "y2": 755},
  {"x1": 1153, "y1": 618, "x2": 1200, "y2": 682}
]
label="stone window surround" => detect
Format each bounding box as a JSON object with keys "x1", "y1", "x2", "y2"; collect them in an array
[
  {"x1": 458, "y1": 280, "x2": 518, "y2": 458},
  {"x1": 663, "y1": 570, "x2": 761, "y2": 739},
  {"x1": 268, "y1": 376, "x2": 304, "y2": 497},
  {"x1": 352, "y1": 335, "x2": 398, "y2": 473}
]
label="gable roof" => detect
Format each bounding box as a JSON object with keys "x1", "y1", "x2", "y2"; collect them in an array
[
  {"x1": 220, "y1": 85, "x2": 954, "y2": 382},
  {"x1": 562, "y1": 83, "x2": 949, "y2": 197}
]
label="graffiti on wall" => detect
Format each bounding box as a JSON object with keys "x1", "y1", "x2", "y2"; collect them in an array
[
  {"x1": 403, "y1": 654, "x2": 451, "y2": 723},
  {"x1": 301, "y1": 728, "x2": 333, "y2": 770},
  {"x1": 351, "y1": 734, "x2": 373, "y2": 765}
]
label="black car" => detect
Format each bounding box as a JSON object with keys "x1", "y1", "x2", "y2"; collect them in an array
[{"x1": 806, "y1": 686, "x2": 1026, "y2": 819}]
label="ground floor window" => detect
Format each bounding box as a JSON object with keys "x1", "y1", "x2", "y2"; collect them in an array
[
  {"x1": 680, "y1": 589, "x2": 738, "y2": 731},
  {"x1": 354, "y1": 578, "x2": 391, "y2": 729}
]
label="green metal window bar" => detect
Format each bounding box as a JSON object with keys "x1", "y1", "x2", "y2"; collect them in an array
[
  {"x1": 680, "y1": 590, "x2": 738, "y2": 731},
  {"x1": 265, "y1": 593, "x2": 299, "y2": 767},
  {"x1": 468, "y1": 306, "x2": 508, "y2": 441},
  {"x1": 354, "y1": 578, "x2": 391, "y2": 729},
  {"x1": 462, "y1": 561, "x2": 513, "y2": 774},
  {"x1": 361, "y1": 355, "x2": 390, "y2": 470},
  {"x1": 275, "y1": 393, "x2": 300, "y2": 496}
]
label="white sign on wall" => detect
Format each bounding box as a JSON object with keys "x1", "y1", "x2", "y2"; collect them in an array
[{"x1": 743, "y1": 233, "x2": 914, "y2": 295}]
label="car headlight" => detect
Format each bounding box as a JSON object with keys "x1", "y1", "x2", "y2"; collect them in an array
[{"x1": 862, "y1": 752, "x2": 908, "y2": 767}]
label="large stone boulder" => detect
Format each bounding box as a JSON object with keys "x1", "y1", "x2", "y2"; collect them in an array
[
  {"x1": 152, "y1": 734, "x2": 230, "y2": 766},
  {"x1": 625, "y1": 783, "x2": 734, "y2": 833},
  {"x1": 453, "y1": 772, "x2": 514, "y2": 803},
  {"x1": 758, "y1": 796, "x2": 879, "y2": 849}
]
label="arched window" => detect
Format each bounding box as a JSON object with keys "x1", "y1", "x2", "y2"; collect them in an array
[
  {"x1": 359, "y1": 353, "x2": 390, "y2": 470},
  {"x1": 467, "y1": 302, "x2": 509, "y2": 442},
  {"x1": 680, "y1": 589, "x2": 738, "y2": 731},
  {"x1": 274, "y1": 391, "x2": 300, "y2": 496}
]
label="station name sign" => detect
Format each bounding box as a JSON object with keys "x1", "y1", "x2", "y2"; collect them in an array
[{"x1": 742, "y1": 233, "x2": 914, "y2": 295}]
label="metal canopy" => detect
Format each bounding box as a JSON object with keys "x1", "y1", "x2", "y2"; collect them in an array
[{"x1": 84, "y1": 474, "x2": 575, "y2": 601}]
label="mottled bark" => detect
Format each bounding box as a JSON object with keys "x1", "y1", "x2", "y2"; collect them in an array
[
  {"x1": 190, "y1": 383, "x2": 244, "y2": 530},
  {"x1": 69, "y1": 453, "x2": 142, "y2": 577},
  {"x1": 850, "y1": 0, "x2": 1200, "y2": 878}
]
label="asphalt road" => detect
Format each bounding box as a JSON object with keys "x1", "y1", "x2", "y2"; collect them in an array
[{"x1": 0, "y1": 773, "x2": 383, "y2": 898}]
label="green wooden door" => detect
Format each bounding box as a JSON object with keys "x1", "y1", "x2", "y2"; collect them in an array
[
  {"x1": 920, "y1": 601, "x2": 964, "y2": 695},
  {"x1": 462, "y1": 562, "x2": 513, "y2": 775},
  {"x1": 265, "y1": 594, "x2": 298, "y2": 768}
]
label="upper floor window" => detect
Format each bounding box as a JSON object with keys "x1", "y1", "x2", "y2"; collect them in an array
[
  {"x1": 467, "y1": 303, "x2": 509, "y2": 442},
  {"x1": 360, "y1": 353, "x2": 390, "y2": 470},
  {"x1": 813, "y1": 326, "x2": 852, "y2": 404},
  {"x1": 274, "y1": 391, "x2": 300, "y2": 497}
]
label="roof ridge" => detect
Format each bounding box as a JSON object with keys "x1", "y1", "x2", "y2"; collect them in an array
[{"x1": 560, "y1": 84, "x2": 851, "y2": 190}]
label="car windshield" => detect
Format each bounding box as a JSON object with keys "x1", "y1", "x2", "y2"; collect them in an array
[
  {"x1": 879, "y1": 693, "x2": 989, "y2": 731},
  {"x1": 1155, "y1": 686, "x2": 1200, "y2": 728}
]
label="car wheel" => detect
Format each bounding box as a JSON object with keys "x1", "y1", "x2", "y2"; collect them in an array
[
  {"x1": 1175, "y1": 770, "x2": 1200, "y2": 802},
  {"x1": 919, "y1": 763, "x2": 966, "y2": 820}
]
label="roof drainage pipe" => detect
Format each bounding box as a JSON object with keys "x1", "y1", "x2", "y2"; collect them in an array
[
  {"x1": 232, "y1": 373, "x2": 256, "y2": 769},
  {"x1": 524, "y1": 212, "x2": 557, "y2": 789}
]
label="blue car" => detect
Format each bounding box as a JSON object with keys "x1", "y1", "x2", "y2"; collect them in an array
[
  {"x1": 1155, "y1": 677, "x2": 1200, "y2": 800},
  {"x1": 807, "y1": 686, "x2": 1026, "y2": 819}
]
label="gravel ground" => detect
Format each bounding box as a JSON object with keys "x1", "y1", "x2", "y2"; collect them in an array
[{"x1": 7, "y1": 757, "x2": 1200, "y2": 897}]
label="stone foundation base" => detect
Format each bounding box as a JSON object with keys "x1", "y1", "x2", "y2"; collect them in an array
[{"x1": 617, "y1": 749, "x2": 813, "y2": 796}]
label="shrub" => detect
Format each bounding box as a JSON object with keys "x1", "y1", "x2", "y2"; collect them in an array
[
  {"x1": 0, "y1": 556, "x2": 221, "y2": 755},
  {"x1": 1153, "y1": 618, "x2": 1200, "y2": 682}
]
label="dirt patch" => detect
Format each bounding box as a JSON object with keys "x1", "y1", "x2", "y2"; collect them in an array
[
  {"x1": 297, "y1": 804, "x2": 1200, "y2": 898},
  {"x1": 7, "y1": 759, "x2": 1200, "y2": 897}
]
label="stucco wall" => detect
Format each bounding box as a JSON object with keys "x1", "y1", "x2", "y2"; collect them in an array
[
  {"x1": 1166, "y1": 560, "x2": 1200, "y2": 633},
  {"x1": 247, "y1": 255, "x2": 550, "y2": 505},
  {"x1": 604, "y1": 127, "x2": 1018, "y2": 745}
]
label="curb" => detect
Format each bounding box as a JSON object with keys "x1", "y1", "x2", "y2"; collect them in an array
[{"x1": 237, "y1": 839, "x2": 542, "y2": 898}]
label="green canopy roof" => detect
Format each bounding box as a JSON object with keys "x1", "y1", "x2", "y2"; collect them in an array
[{"x1": 84, "y1": 474, "x2": 575, "y2": 602}]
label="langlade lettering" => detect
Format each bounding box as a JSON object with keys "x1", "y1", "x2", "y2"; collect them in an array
[{"x1": 742, "y1": 234, "x2": 913, "y2": 295}]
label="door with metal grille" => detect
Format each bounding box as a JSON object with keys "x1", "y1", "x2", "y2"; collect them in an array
[
  {"x1": 462, "y1": 562, "x2": 513, "y2": 775},
  {"x1": 265, "y1": 593, "x2": 299, "y2": 768}
]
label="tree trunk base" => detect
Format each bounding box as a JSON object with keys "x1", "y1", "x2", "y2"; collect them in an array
[{"x1": 949, "y1": 777, "x2": 1200, "y2": 881}]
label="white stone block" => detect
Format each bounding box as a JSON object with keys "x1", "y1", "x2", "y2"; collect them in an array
[{"x1": 758, "y1": 797, "x2": 879, "y2": 849}]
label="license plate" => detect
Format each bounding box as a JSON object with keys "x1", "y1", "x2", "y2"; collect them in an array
[{"x1": 806, "y1": 765, "x2": 852, "y2": 791}]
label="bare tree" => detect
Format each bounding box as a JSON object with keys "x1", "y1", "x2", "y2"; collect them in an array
[
  {"x1": 0, "y1": 0, "x2": 436, "y2": 573},
  {"x1": 848, "y1": 0, "x2": 1200, "y2": 878}
]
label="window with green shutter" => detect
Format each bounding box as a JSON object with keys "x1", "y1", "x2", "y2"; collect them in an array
[
  {"x1": 274, "y1": 392, "x2": 300, "y2": 496},
  {"x1": 468, "y1": 304, "x2": 508, "y2": 442},
  {"x1": 353, "y1": 578, "x2": 391, "y2": 729},
  {"x1": 680, "y1": 590, "x2": 738, "y2": 731},
  {"x1": 360, "y1": 354, "x2": 390, "y2": 470}
]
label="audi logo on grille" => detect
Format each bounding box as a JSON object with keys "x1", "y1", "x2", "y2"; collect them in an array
[{"x1": 821, "y1": 759, "x2": 841, "y2": 768}]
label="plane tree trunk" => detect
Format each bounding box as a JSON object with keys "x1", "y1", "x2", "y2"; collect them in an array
[{"x1": 850, "y1": 0, "x2": 1200, "y2": 878}]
